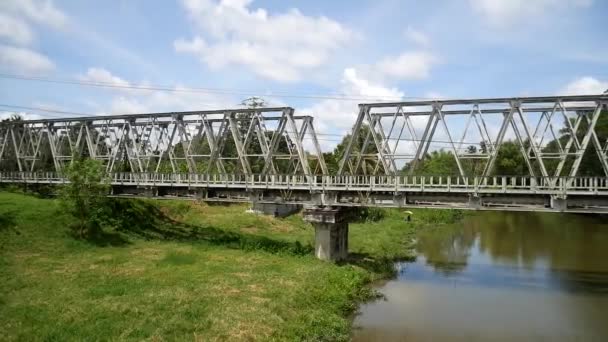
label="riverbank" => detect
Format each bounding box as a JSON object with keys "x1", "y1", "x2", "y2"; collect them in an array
[{"x1": 0, "y1": 191, "x2": 463, "y2": 340}]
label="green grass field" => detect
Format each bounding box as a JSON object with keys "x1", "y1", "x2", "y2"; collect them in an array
[{"x1": 0, "y1": 191, "x2": 462, "y2": 341}]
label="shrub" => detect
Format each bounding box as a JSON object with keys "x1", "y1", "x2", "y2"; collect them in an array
[
  {"x1": 58, "y1": 159, "x2": 110, "y2": 238},
  {"x1": 353, "y1": 207, "x2": 387, "y2": 222}
]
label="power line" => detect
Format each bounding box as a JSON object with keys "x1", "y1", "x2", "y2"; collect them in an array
[
  {"x1": 0, "y1": 73, "x2": 437, "y2": 102},
  {"x1": 0, "y1": 104, "x2": 92, "y2": 118}
]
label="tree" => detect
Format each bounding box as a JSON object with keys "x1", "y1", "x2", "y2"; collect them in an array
[
  {"x1": 408, "y1": 150, "x2": 460, "y2": 175},
  {"x1": 493, "y1": 141, "x2": 527, "y2": 175},
  {"x1": 0, "y1": 114, "x2": 23, "y2": 171},
  {"x1": 324, "y1": 125, "x2": 379, "y2": 174},
  {"x1": 59, "y1": 158, "x2": 110, "y2": 238}
]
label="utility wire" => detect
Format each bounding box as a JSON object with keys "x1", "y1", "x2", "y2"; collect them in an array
[{"x1": 0, "y1": 73, "x2": 437, "y2": 102}]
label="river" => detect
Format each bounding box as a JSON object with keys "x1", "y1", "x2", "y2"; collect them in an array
[{"x1": 352, "y1": 212, "x2": 608, "y2": 341}]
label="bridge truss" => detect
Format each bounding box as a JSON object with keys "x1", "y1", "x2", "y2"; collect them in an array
[
  {"x1": 2, "y1": 95, "x2": 608, "y2": 212},
  {"x1": 338, "y1": 95, "x2": 608, "y2": 179},
  {"x1": 0, "y1": 107, "x2": 327, "y2": 176}
]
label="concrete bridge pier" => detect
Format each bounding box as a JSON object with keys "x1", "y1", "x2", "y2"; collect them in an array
[
  {"x1": 303, "y1": 207, "x2": 349, "y2": 261},
  {"x1": 551, "y1": 197, "x2": 568, "y2": 212}
]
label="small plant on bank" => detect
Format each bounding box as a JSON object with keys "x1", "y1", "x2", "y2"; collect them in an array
[{"x1": 58, "y1": 158, "x2": 110, "y2": 238}]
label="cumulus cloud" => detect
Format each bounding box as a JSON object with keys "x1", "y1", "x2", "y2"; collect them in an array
[
  {"x1": 0, "y1": 0, "x2": 66, "y2": 29},
  {"x1": 174, "y1": 0, "x2": 354, "y2": 82},
  {"x1": 0, "y1": 14, "x2": 33, "y2": 45},
  {"x1": 301, "y1": 68, "x2": 404, "y2": 151},
  {"x1": 79, "y1": 67, "x2": 131, "y2": 87},
  {"x1": 559, "y1": 76, "x2": 608, "y2": 95},
  {"x1": 77, "y1": 67, "x2": 236, "y2": 115},
  {"x1": 0, "y1": 44, "x2": 54, "y2": 73},
  {"x1": 376, "y1": 51, "x2": 438, "y2": 81},
  {"x1": 404, "y1": 26, "x2": 430, "y2": 47},
  {"x1": 469, "y1": 0, "x2": 593, "y2": 27},
  {"x1": 0, "y1": 0, "x2": 67, "y2": 73}
]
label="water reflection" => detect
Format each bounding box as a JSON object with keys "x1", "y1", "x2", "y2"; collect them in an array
[{"x1": 353, "y1": 212, "x2": 608, "y2": 341}]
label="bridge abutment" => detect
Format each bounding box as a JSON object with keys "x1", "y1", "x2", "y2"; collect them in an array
[{"x1": 303, "y1": 207, "x2": 349, "y2": 261}]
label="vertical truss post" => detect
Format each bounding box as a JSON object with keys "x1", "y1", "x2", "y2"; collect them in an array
[
  {"x1": 175, "y1": 115, "x2": 197, "y2": 173},
  {"x1": 107, "y1": 123, "x2": 126, "y2": 173},
  {"x1": 338, "y1": 105, "x2": 368, "y2": 175},
  {"x1": 482, "y1": 107, "x2": 515, "y2": 177},
  {"x1": 569, "y1": 103, "x2": 603, "y2": 177},
  {"x1": 583, "y1": 111, "x2": 608, "y2": 177},
  {"x1": 352, "y1": 115, "x2": 374, "y2": 175},
  {"x1": 125, "y1": 120, "x2": 144, "y2": 173},
  {"x1": 261, "y1": 110, "x2": 288, "y2": 175},
  {"x1": 9, "y1": 125, "x2": 23, "y2": 172},
  {"x1": 304, "y1": 117, "x2": 328, "y2": 174},
  {"x1": 515, "y1": 104, "x2": 549, "y2": 177},
  {"x1": 436, "y1": 104, "x2": 466, "y2": 177},
  {"x1": 372, "y1": 116, "x2": 398, "y2": 175},
  {"x1": 228, "y1": 111, "x2": 252, "y2": 175},
  {"x1": 163, "y1": 121, "x2": 179, "y2": 173},
  {"x1": 553, "y1": 114, "x2": 583, "y2": 177},
  {"x1": 45, "y1": 122, "x2": 62, "y2": 173},
  {"x1": 0, "y1": 126, "x2": 8, "y2": 164},
  {"x1": 200, "y1": 115, "x2": 225, "y2": 174},
  {"x1": 208, "y1": 116, "x2": 230, "y2": 175},
  {"x1": 285, "y1": 108, "x2": 311, "y2": 176},
  {"x1": 409, "y1": 105, "x2": 440, "y2": 175}
]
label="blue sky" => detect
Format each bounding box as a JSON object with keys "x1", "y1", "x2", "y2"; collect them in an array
[{"x1": 0, "y1": 0, "x2": 607, "y2": 150}]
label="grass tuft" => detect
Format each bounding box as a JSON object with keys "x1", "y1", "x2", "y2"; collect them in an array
[{"x1": 160, "y1": 250, "x2": 197, "y2": 266}]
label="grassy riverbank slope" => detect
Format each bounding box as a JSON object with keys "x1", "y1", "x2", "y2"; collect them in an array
[{"x1": 0, "y1": 192, "x2": 462, "y2": 341}]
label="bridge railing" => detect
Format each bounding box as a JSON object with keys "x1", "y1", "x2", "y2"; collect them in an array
[{"x1": 2, "y1": 172, "x2": 608, "y2": 195}]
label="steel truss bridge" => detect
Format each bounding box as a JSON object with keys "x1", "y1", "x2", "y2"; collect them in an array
[{"x1": 2, "y1": 95, "x2": 608, "y2": 213}]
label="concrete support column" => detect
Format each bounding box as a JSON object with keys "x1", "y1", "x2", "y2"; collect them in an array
[
  {"x1": 143, "y1": 186, "x2": 157, "y2": 197},
  {"x1": 303, "y1": 207, "x2": 349, "y2": 261},
  {"x1": 551, "y1": 196, "x2": 568, "y2": 212},
  {"x1": 469, "y1": 195, "x2": 482, "y2": 209}
]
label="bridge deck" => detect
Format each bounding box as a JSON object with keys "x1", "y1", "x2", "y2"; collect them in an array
[{"x1": 3, "y1": 172, "x2": 608, "y2": 213}]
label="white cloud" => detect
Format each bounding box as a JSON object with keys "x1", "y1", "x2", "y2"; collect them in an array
[
  {"x1": 404, "y1": 26, "x2": 430, "y2": 47},
  {"x1": 469, "y1": 0, "x2": 593, "y2": 27},
  {"x1": 79, "y1": 67, "x2": 131, "y2": 87},
  {"x1": 560, "y1": 76, "x2": 608, "y2": 95},
  {"x1": 301, "y1": 67, "x2": 404, "y2": 151},
  {"x1": 0, "y1": 0, "x2": 66, "y2": 29},
  {"x1": 376, "y1": 51, "x2": 438, "y2": 80},
  {"x1": 0, "y1": 44, "x2": 54, "y2": 73},
  {"x1": 77, "y1": 67, "x2": 236, "y2": 115},
  {"x1": 109, "y1": 97, "x2": 148, "y2": 114},
  {"x1": 175, "y1": 0, "x2": 354, "y2": 82},
  {"x1": 0, "y1": 14, "x2": 33, "y2": 45},
  {"x1": 0, "y1": 1, "x2": 67, "y2": 74}
]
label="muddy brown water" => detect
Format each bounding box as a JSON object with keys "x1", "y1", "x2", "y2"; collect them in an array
[{"x1": 352, "y1": 212, "x2": 608, "y2": 341}]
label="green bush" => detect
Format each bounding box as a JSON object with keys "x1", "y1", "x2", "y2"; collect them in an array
[
  {"x1": 58, "y1": 158, "x2": 110, "y2": 238},
  {"x1": 353, "y1": 207, "x2": 387, "y2": 222}
]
